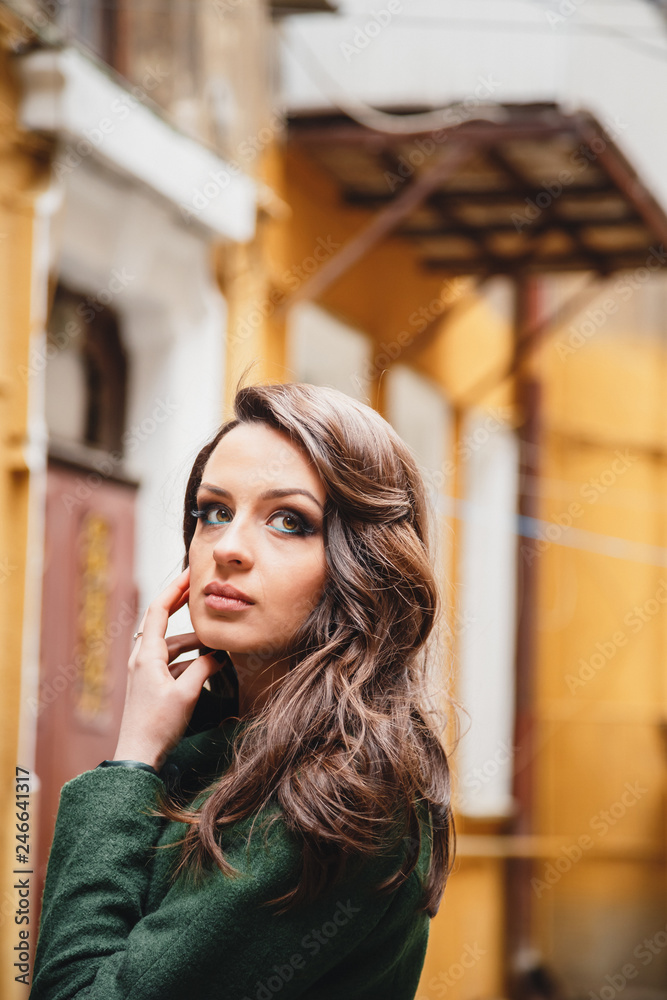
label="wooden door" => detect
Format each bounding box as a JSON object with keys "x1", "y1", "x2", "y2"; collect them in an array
[{"x1": 34, "y1": 458, "x2": 139, "y2": 928}]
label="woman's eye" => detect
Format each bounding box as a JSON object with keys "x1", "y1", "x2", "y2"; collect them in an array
[
  {"x1": 192, "y1": 505, "x2": 313, "y2": 535},
  {"x1": 192, "y1": 505, "x2": 230, "y2": 525},
  {"x1": 270, "y1": 511, "x2": 310, "y2": 535}
]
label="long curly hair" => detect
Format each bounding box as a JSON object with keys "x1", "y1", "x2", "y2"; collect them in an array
[{"x1": 153, "y1": 381, "x2": 457, "y2": 917}]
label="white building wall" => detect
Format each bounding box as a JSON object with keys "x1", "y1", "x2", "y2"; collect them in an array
[
  {"x1": 277, "y1": 0, "x2": 667, "y2": 212},
  {"x1": 454, "y1": 409, "x2": 520, "y2": 817},
  {"x1": 383, "y1": 363, "x2": 453, "y2": 601},
  {"x1": 384, "y1": 365, "x2": 454, "y2": 695},
  {"x1": 286, "y1": 299, "x2": 372, "y2": 401}
]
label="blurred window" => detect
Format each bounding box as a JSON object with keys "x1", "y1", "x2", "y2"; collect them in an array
[
  {"x1": 36, "y1": 0, "x2": 202, "y2": 141},
  {"x1": 39, "y1": 0, "x2": 121, "y2": 68},
  {"x1": 45, "y1": 283, "x2": 127, "y2": 455},
  {"x1": 33, "y1": 0, "x2": 275, "y2": 156}
]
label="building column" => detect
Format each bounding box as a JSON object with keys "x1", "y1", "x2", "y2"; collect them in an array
[{"x1": 505, "y1": 274, "x2": 543, "y2": 996}]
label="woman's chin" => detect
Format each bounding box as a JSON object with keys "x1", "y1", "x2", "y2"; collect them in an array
[{"x1": 195, "y1": 630, "x2": 247, "y2": 657}]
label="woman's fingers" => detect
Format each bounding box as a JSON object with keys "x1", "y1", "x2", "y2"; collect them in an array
[
  {"x1": 165, "y1": 632, "x2": 201, "y2": 658},
  {"x1": 116, "y1": 569, "x2": 215, "y2": 767},
  {"x1": 171, "y1": 585, "x2": 191, "y2": 616},
  {"x1": 164, "y1": 633, "x2": 210, "y2": 679},
  {"x1": 131, "y1": 569, "x2": 191, "y2": 652},
  {"x1": 168, "y1": 657, "x2": 194, "y2": 681},
  {"x1": 173, "y1": 652, "x2": 221, "y2": 701},
  {"x1": 140, "y1": 569, "x2": 191, "y2": 648}
]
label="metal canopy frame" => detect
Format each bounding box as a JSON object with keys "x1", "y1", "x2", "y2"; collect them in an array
[
  {"x1": 285, "y1": 104, "x2": 667, "y2": 295},
  {"x1": 270, "y1": 0, "x2": 338, "y2": 15}
]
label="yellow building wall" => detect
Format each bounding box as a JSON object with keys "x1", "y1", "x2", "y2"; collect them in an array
[
  {"x1": 0, "y1": 11, "x2": 52, "y2": 999},
  {"x1": 532, "y1": 313, "x2": 667, "y2": 992}
]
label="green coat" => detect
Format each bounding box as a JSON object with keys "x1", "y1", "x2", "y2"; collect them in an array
[{"x1": 29, "y1": 690, "x2": 433, "y2": 999}]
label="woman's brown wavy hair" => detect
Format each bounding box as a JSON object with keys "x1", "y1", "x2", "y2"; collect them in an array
[{"x1": 153, "y1": 380, "x2": 457, "y2": 917}]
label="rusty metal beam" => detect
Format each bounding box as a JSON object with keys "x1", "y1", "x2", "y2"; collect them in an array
[
  {"x1": 398, "y1": 215, "x2": 641, "y2": 239},
  {"x1": 574, "y1": 112, "x2": 667, "y2": 251},
  {"x1": 488, "y1": 145, "x2": 612, "y2": 276},
  {"x1": 287, "y1": 116, "x2": 574, "y2": 146},
  {"x1": 343, "y1": 183, "x2": 620, "y2": 207},
  {"x1": 420, "y1": 251, "x2": 658, "y2": 274},
  {"x1": 275, "y1": 138, "x2": 489, "y2": 314},
  {"x1": 505, "y1": 275, "x2": 542, "y2": 994},
  {"x1": 451, "y1": 273, "x2": 611, "y2": 409},
  {"x1": 426, "y1": 189, "x2": 512, "y2": 274}
]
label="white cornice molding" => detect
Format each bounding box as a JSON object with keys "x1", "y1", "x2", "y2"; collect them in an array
[{"x1": 15, "y1": 47, "x2": 257, "y2": 243}]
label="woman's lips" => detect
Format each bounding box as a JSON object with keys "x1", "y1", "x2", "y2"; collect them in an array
[{"x1": 204, "y1": 594, "x2": 254, "y2": 612}]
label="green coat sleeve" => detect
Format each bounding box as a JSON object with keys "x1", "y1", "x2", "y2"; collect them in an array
[{"x1": 29, "y1": 766, "x2": 412, "y2": 1000}]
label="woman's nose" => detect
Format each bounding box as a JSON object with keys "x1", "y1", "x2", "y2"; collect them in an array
[{"x1": 211, "y1": 514, "x2": 255, "y2": 566}]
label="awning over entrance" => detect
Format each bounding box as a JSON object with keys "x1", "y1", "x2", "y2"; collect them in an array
[
  {"x1": 286, "y1": 104, "x2": 667, "y2": 281},
  {"x1": 271, "y1": 0, "x2": 337, "y2": 14}
]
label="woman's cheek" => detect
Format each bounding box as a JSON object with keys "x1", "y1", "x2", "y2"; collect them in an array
[{"x1": 287, "y1": 585, "x2": 321, "y2": 629}]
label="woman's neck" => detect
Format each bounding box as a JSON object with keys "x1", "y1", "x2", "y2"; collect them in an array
[{"x1": 227, "y1": 652, "x2": 292, "y2": 718}]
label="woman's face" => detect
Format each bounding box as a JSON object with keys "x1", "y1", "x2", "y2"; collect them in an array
[{"x1": 187, "y1": 421, "x2": 327, "y2": 662}]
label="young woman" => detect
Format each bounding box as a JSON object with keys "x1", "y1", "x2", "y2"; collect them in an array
[{"x1": 30, "y1": 381, "x2": 457, "y2": 1000}]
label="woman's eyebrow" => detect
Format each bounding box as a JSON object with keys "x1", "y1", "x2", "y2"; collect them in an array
[{"x1": 197, "y1": 482, "x2": 324, "y2": 512}]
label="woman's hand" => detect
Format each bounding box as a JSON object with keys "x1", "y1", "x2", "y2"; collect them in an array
[{"x1": 112, "y1": 567, "x2": 221, "y2": 771}]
